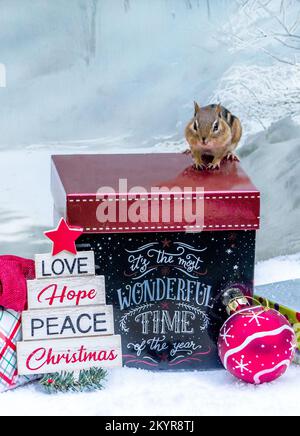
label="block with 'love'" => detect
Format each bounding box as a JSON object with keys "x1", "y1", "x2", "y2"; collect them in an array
[{"x1": 35, "y1": 251, "x2": 95, "y2": 279}]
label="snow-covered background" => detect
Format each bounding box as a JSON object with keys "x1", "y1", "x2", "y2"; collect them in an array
[
  {"x1": 0, "y1": 0, "x2": 300, "y2": 416},
  {"x1": 0, "y1": 0, "x2": 299, "y2": 259}
]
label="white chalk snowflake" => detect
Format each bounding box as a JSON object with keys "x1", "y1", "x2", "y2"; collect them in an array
[
  {"x1": 226, "y1": 249, "x2": 233, "y2": 255},
  {"x1": 247, "y1": 310, "x2": 266, "y2": 327},
  {"x1": 232, "y1": 356, "x2": 252, "y2": 375},
  {"x1": 220, "y1": 325, "x2": 235, "y2": 347}
]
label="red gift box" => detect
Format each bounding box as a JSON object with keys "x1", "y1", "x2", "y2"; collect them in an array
[{"x1": 51, "y1": 153, "x2": 260, "y2": 371}]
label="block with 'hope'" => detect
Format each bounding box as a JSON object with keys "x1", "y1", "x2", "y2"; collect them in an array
[{"x1": 27, "y1": 276, "x2": 106, "y2": 309}]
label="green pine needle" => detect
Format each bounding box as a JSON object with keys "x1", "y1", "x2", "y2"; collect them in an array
[{"x1": 40, "y1": 368, "x2": 107, "y2": 394}]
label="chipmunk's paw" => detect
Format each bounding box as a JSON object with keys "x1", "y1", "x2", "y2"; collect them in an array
[
  {"x1": 193, "y1": 162, "x2": 206, "y2": 171},
  {"x1": 183, "y1": 149, "x2": 192, "y2": 155},
  {"x1": 226, "y1": 153, "x2": 240, "y2": 162},
  {"x1": 207, "y1": 161, "x2": 221, "y2": 171}
]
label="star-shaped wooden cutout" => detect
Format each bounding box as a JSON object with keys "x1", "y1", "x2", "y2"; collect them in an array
[{"x1": 44, "y1": 218, "x2": 83, "y2": 256}]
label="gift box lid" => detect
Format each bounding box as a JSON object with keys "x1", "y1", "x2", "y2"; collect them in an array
[{"x1": 51, "y1": 153, "x2": 260, "y2": 234}]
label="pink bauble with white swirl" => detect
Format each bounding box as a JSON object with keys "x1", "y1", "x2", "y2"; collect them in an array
[{"x1": 218, "y1": 306, "x2": 296, "y2": 384}]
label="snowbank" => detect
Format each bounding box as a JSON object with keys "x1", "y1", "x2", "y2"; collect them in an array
[{"x1": 241, "y1": 118, "x2": 300, "y2": 260}]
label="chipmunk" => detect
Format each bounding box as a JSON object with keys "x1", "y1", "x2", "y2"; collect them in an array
[{"x1": 185, "y1": 102, "x2": 242, "y2": 170}]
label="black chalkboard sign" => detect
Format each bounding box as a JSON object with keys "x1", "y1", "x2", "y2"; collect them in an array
[{"x1": 78, "y1": 230, "x2": 256, "y2": 371}]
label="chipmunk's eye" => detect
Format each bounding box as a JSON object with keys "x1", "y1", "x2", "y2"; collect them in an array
[
  {"x1": 213, "y1": 121, "x2": 219, "y2": 132},
  {"x1": 193, "y1": 120, "x2": 198, "y2": 131}
]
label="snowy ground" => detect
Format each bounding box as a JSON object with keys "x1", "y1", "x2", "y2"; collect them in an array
[{"x1": 0, "y1": 256, "x2": 298, "y2": 417}]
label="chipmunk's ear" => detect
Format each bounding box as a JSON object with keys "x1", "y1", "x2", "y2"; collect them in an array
[
  {"x1": 215, "y1": 104, "x2": 222, "y2": 118},
  {"x1": 194, "y1": 101, "x2": 200, "y2": 116}
]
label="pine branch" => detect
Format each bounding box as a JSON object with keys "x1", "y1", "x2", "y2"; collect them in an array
[{"x1": 40, "y1": 368, "x2": 107, "y2": 394}]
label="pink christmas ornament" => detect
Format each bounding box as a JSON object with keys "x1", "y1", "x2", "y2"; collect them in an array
[{"x1": 218, "y1": 290, "x2": 296, "y2": 385}]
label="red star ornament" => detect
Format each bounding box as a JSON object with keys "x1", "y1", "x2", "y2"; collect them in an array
[{"x1": 44, "y1": 218, "x2": 83, "y2": 256}]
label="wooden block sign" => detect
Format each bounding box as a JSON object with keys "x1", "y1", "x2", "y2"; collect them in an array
[
  {"x1": 17, "y1": 249, "x2": 122, "y2": 376},
  {"x1": 17, "y1": 335, "x2": 122, "y2": 376},
  {"x1": 35, "y1": 251, "x2": 95, "y2": 279},
  {"x1": 27, "y1": 276, "x2": 106, "y2": 309},
  {"x1": 22, "y1": 305, "x2": 114, "y2": 341}
]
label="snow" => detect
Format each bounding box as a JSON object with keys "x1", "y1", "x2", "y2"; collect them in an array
[
  {"x1": 2, "y1": 364, "x2": 300, "y2": 417},
  {"x1": 256, "y1": 279, "x2": 300, "y2": 312},
  {"x1": 0, "y1": 253, "x2": 298, "y2": 417},
  {"x1": 256, "y1": 253, "x2": 300, "y2": 285},
  {"x1": 241, "y1": 119, "x2": 300, "y2": 260}
]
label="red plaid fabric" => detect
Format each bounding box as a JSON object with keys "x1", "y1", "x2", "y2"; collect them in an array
[{"x1": 0, "y1": 307, "x2": 36, "y2": 392}]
